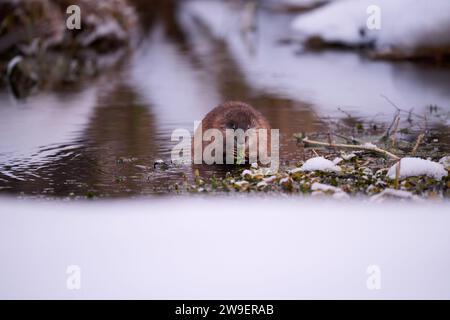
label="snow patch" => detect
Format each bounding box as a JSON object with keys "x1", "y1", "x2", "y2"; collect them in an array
[
  {"x1": 371, "y1": 188, "x2": 420, "y2": 202},
  {"x1": 279, "y1": 177, "x2": 293, "y2": 186},
  {"x1": 256, "y1": 181, "x2": 268, "y2": 188},
  {"x1": 264, "y1": 175, "x2": 278, "y2": 184},
  {"x1": 311, "y1": 182, "x2": 342, "y2": 193},
  {"x1": 241, "y1": 170, "x2": 254, "y2": 178},
  {"x1": 234, "y1": 180, "x2": 249, "y2": 188},
  {"x1": 439, "y1": 156, "x2": 450, "y2": 169},
  {"x1": 387, "y1": 157, "x2": 448, "y2": 181},
  {"x1": 362, "y1": 142, "x2": 377, "y2": 150},
  {"x1": 311, "y1": 182, "x2": 349, "y2": 199},
  {"x1": 291, "y1": 0, "x2": 450, "y2": 54},
  {"x1": 289, "y1": 167, "x2": 303, "y2": 174},
  {"x1": 300, "y1": 157, "x2": 341, "y2": 173},
  {"x1": 342, "y1": 152, "x2": 356, "y2": 160}
]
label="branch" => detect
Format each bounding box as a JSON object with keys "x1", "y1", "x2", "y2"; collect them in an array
[
  {"x1": 302, "y1": 137, "x2": 400, "y2": 160},
  {"x1": 411, "y1": 133, "x2": 425, "y2": 155}
]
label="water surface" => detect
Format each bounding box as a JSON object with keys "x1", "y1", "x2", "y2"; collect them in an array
[{"x1": 0, "y1": 1, "x2": 449, "y2": 198}]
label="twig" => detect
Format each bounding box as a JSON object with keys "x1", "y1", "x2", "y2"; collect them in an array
[
  {"x1": 394, "y1": 160, "x2": 401, "y2": 189},
  {"x1": 337, "y1": 107, "x2": 353, "y2": 118},
  {"x1": 302, "y1": 137, "x2": 400, "y2": 160},
  {"x1": 327, "y1": 132, "x2": 334, "y2": 148},
  {"x1": 407, "y1": 108, "x2": 414, "y2": 123},
  {"x1": 380, "y1": 94, "x2": 400, "y2": 112},
  {"x1": 331, "y1": 133, "x2": 361, "y2": 145},
  {"x1": 311, "y1": 148, "x2": 320, "y2": 157},
  {"x1": 411, "y1": 133, "x2": 425, "y2": 155},
  {"x1": 381, "y1": 113, "x2": 400, "y2": 141},
  {"x1": 390, "y1": 115, "x2": 400, "y2": 148},
  {"x1": 380, "y1": 94, "x2": 426, "y2": 120}
]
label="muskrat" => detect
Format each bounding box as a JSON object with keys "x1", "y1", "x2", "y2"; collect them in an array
[{"x1": 193, "y1": 101, "x2": 272, "y2": 165}]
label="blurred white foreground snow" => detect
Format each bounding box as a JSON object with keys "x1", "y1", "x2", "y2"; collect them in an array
[{"x1": 1, "y1": 197, "x2": 449, "y2": 299}]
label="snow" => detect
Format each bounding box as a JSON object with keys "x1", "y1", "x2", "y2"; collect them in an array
[
  {"x1": 279, "y1": 177, "x2": 293, "y2": 185},
  {"x1": 300, "y1": 156, "x2": 341, "y2": 173},
  {"x1": 332, "y1": 154, "x2": 356, "y2": 165},
  {"x1": 291, "y1": 0, "x2": 450, "y2": 55},
  {"x1": 387, "y1": 157, "x2": 448, "y2": 181},
  {"x1": 439, "y1": 156, "x2": 450, "y2": 169},
  {"x1": 256, "y1": 181, "x2": 268, "y2": 188},
  {"x1": 362, "y1": 142, "x2": 377, "y2": 150},
  {"x1": 80, "y1": 20, "x2": 127, "y2": 47},
  {"x1": 182, "y1": 0, "x2": 450, "y2": 119},
  {"x1": 234, "y1": 180, "x2": 249, "y2": 188},
  {"x1": 263, "y1": 175, "x2": 278, "y2": 184},
  {"x1": 311, "y1": 182, "x2": 341, "y2": 193},
  {"x1": 1, "y1": 197, "x2": 450, "y2": 299},
  {"x1": 342, "y1": 152, "x2": 356, "y2": 160},
  {"x1": 241, "y1": 168, "x2": 275, "y2": 180},
  {"x1": 289, "y1": 167, "x2": 303, "y2": 174},
  {"x1": 311, "y1": 182, "x2": 349, "y2": 199},
  {"x1": 241, "y1": 169, "x2": 254, "y2": 178},
  {"x1": 370, "y1": 188, "x2": 420, "y2": 202},
  {"x1": 332, "y1": 192, "x2": 350, "y2": 200}
]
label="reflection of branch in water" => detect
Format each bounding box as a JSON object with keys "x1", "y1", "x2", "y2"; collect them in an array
[
  {"x1": 240, "y1": 0, "x2": 259, "y2": 56},
  {"x1": 380, "y1": 94, "x2": 426, "y2": 120},
  {"x1": 185, "y1": 8, "x2": 320, "y2": 132}
]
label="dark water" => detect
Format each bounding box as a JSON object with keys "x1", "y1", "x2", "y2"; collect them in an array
[{"x1": 0, "y1": 0, "x2": 449, "y2": 198}]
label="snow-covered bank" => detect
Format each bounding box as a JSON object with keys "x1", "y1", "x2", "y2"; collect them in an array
[
  {"x1": 1, "y1": 197, "x2": 450, "y2": 299},
  {"x1": 292, "y1": 0, "x2": 450, "y2": 58},
  {"x1": 183, "y1": 0, "x2": 450, "y2": 117}
]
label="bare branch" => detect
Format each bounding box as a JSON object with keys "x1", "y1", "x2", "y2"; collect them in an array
[
  {"x1": 411, "y1": 133, "x2": 425, "y2": 155},
  {"x1": 302, "y1": 137, "x2": 400, "y2": 160}
]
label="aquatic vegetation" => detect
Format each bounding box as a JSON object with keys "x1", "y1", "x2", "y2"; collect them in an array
[
  {"x1": 113, "y1": 105, "x2": 450, "y2": 201},
  {"x1": 178, "y1": 151, "x2": 449, "y2": 200},
  {"x1": 173, "y1": 109, "x2": 449, "y2": 199}
]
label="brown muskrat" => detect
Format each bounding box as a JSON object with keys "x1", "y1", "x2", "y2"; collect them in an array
[{"x1": 193, "y1": 101, "x2": 272, "y2": 165}]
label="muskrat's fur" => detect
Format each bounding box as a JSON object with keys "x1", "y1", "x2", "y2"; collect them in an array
[{"x1": 193, "y1": 101, "x2": 272, "y2": 164}]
